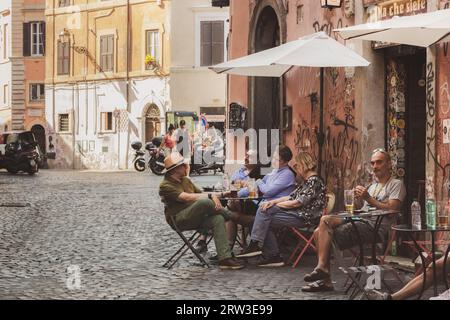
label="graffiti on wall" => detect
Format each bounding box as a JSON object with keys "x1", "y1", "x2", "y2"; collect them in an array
[
  {"x1": 312, "y1": 19, "x2": 344, "y2": 40},
  {"x1": 294, "y1": 62, "x2": 366, "y2": 207}
]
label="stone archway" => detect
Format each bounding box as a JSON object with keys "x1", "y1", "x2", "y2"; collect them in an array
[
  {"x1": 248, "y1": 2, "x2": 286, "y2": 153},
  {"x1": 144, "y1": 103, "x2": 161, "y2": 142},
  {"x1": 249, "y1": 2, "x2": 286, "y2": 129}
]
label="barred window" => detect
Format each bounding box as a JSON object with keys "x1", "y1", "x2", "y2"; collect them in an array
[{"x1": 58, "y1": 114, "x2": 70, "y2": 132}]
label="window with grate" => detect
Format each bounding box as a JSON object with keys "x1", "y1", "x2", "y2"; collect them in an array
[{"x1": 58, "y1": 114, "x2": 70, "y2": 132}]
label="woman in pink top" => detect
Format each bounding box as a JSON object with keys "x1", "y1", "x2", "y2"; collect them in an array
[{"x1": 160, "y1": 124, "x2": 176, "y2": 156}]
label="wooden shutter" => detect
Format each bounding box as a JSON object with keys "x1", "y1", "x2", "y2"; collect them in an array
[
  {"x1": 100, "y1": 36, "x2": 106, "y2": 70},
  {"x1": 23, "y1": 22, "x2": 31, "y2": 56},
  {"x1": 63, "y1": 42, "x2": 70, "y2": 74},
  {"x1": 107, "y1": 35, "x2": 113, "y2": 71},
  {"x1": 100, "y1": 35, "x2": 114, "y2": 71},
  {"x1": 211, "y1": 21, "x2": 224, "y2": 65},
  {"x1": 40, "y1": 22, "x2": 45, "y2": 55},
  {"x1": 200, "y1": 21, "x2": 212, "y2": 66}
]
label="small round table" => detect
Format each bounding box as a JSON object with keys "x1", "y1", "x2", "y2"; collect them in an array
[
  {"x1": 336, "y1": 210, "x2": 400, "y2": 265},
  {"x1": 391, "y1": 224, "x2": 450, "y2": 299}
]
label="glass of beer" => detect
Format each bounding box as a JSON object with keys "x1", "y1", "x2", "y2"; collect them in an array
[
  {"x1": 344, "y1": 189, "x2": 355, "y2": 215},
  {"x1": 437, "y1": 201, "x2": 449, "y2": 228},
  {"x1": 248, "y1": 179, "x2": 257, "y2": 198}
]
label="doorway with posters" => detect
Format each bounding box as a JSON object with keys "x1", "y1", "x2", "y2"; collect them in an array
[{"x1": 385, "y1": 46, "x2": 426, "y2": 222}]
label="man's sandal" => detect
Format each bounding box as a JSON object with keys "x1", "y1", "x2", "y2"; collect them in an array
[
  {"x1": 301, "y1": 280, "x2": 334, "y2": 292},
  {"x1": 303, "y1": 268, "x2": 330, "y2": 282}
]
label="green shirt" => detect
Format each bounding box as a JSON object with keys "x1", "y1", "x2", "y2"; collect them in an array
[{"x1": 159, "y1": 175, "x2": 202, "y2": 219}]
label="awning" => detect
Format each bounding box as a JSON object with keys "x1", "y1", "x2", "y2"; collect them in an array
[{"x1": 334, "y1": 8, "x2": 450, "y2": 48}]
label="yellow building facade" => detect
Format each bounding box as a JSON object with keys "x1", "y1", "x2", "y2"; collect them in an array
[{"x1": 45, "y1": 0, "x2": 171, "y2": 169}]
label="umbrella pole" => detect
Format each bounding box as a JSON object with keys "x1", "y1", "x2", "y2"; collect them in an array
[{"x1": 318, "y1": 67, "x2": 325, "y2": 178}]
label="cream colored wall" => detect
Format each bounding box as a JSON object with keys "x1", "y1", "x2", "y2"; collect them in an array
[{"x1": 170, "y1": 0, "x2": 228, "y2": 113}]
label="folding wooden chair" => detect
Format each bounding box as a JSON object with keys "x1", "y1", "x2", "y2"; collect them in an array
[
  {"x1": 287, "y1": 192, "x2": 335, "y2": 268},
  {"x1": 163, "y1": 215, "x2": 213, "y2": 269}
]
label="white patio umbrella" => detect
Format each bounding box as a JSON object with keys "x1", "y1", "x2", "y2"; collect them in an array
[
  {"x1": 210, "y1": 31, "x2": 370, "y2": 174},
  {"x1": 334, "y1": 8, "x2": 450, "y2": 48}
]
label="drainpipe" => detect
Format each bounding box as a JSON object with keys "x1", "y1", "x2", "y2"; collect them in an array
[
  {"x1": 125, "y1": 0, "x2": 131, "y2": 169},
  {"x1": 52, "y1": 0, "x2": 56, "y2": 143}
]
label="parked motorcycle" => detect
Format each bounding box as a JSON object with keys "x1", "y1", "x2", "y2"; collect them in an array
[
  {"x1": 131, "y1": 137, "x2": 166, "y2": 175},
  {"x1": 190, "y1": 144, "x2": 225, "y2": 175},
  {"x1": 0, "y1": 131, "x2": 40, "y2": 175}
]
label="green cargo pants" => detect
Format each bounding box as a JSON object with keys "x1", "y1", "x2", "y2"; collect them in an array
[{"x1": 174, "y1": 198, "x2": 232, "y2": 260}]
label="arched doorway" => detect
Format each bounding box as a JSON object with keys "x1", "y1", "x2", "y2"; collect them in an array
[
  {"x1": 250, "y1": 5, "x2": 282, "y2": 156},
  {"x1": 144, "y1": 104, "x2": 161, "y2": 142},
  {"x1": 31, "y1": 124, "x2": 47, "y2": 168},
  {"x1": 254, "y1": 6, "x2": 280, "y2": 132}
]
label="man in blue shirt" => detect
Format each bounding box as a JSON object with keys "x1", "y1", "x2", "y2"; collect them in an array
[
  {"x1": 238, "y1": 146, "x2": 296, "y2": 200},
  {"x1": 225, "y1": 146, "x2": 296, "y2": 248}
]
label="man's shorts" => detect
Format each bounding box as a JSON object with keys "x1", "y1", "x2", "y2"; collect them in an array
[{"x1": 333, "y1": 220, "x2": 387, "y2": 250}]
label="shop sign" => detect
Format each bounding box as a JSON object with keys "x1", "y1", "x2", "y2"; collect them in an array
[
  {"x1": 379, "y1": 0, "x2": 427, "y2": 20},
  {"x1": 368, "y1": 0, "x2": 427, "y2": 49}
]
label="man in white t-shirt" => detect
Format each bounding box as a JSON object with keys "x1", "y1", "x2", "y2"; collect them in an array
[
  {"x1": 174, "y1": 120, "x2": 191, "y2": 159},
  {"x1": 302, "y1": 148, "x2": 406, "y2": 292}
]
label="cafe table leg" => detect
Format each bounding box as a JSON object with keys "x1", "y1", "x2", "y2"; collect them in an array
[
  {"x1": 443, "y1": 244, "x2": 450, "y2": 290},
  {"x1": 431, "y1": 231, "x2": 438, "y2": 297},
  {"x1": 241, "y1": 200, "x2": 247, "y2": 248},
  {"x1": 371, "y1": 216, "x2": 384, "y2": 265},
  {"x1": 408, "y1": 232, "x2": 428, "y2": 300}
]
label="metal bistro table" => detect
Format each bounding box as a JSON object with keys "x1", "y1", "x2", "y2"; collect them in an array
[
  {"x1": 336, "y1": 210, "x2": 401, "y2": 299},
  {"x1": 221, "y1": 195, "x2": 264, "y2": 248},
  {"x1": 392, "y1": 224, "x2": 450, "y2": 299},
  {"x1": 336, "y1": 210, "x2": 401, "y2": 265}
]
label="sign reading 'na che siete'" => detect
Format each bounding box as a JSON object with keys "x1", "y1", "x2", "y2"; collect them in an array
[
  {"x1": 378, "y1": 0, "x2": 427, "y2": 20},
  {"x1": 369, "y1": 0, "x2": 427, "y2": 49}
]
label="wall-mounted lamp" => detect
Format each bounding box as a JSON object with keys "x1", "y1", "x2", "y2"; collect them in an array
[
  {"x1": 59, "y1": 28, "x2": 88, "y2": 55},
  {"x1": 321, "y1": 0, "x2": 342, "y2": 10}
]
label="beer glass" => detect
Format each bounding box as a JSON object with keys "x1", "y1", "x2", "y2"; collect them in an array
[{"x1": 344, "y1": 189, "x2": 355, "y2": 215}]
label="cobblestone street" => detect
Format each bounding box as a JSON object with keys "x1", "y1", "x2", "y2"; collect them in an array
[{"x1": 0, "y1": 170, "x2": 387, "y2": 300}]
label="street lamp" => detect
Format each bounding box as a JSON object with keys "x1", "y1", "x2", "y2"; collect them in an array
[
  {"x1": 321, "y1": 0, "x2": 342, "y2": 10},
  {"x1": 58, "y1": 28, "x2": 88, "y2": 55}
]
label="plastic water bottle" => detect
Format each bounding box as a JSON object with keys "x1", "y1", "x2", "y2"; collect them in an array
[
  {"x1": 411, "y1": 199, "x2": 422, "y2": 230},
  {"x1": 425, "y1": 198, "x2": 436, "y2": 229}
]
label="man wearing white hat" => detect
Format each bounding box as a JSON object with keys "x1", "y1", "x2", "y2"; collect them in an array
[{"x1": 159, "y1": 152, "x2": 245, "y2": 270}]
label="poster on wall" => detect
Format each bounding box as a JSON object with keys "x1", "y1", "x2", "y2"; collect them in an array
[{"x1": 444, "y1": 119, "x2": 450, "y2": 144}]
